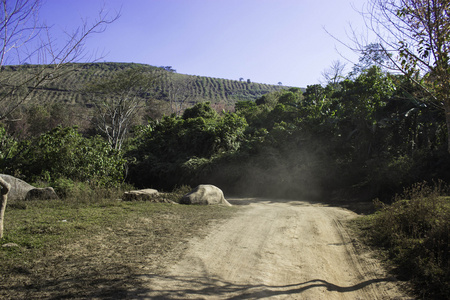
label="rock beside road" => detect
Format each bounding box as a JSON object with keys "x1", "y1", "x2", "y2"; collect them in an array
[
  {"x1": 180, "y1": 184, "x2": 231, "y2": 206},
  {"x1": 123, "y1": 189, "x2": 176, "y2": 203},
  {"x1": 25, "y1": 187, "x2": 59, "y2": 200},
  {"x1": 0, "y1": 174, "x2": 34, "y2": 200},
  {"x1": 0, "y1": 174, "x2": 58, "y2": 200}
]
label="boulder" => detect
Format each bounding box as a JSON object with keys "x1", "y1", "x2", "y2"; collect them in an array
[
  {"x1": 123, "y1": 189, "x2": 159, "y2": 201},
  {"x1": 25, "y1": 187, "x2": 59, "y2": 200},
  {"x1": 180, "y1": 184, "x2": 231, "y2": 206},
  {"x1": 0, "y1": 174, "x2": 59, "y2": 200},
  {"x1": 122, "y1": 189, "x2": 176, "y2": 203},
  {"x1": 0, "y1": 174, "x2": 35, "y2": 200}
]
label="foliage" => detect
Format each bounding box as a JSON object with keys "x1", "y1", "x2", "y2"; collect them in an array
[
  {"x1": 4, "y1": 127, "x2": 125, "y2": 186},
  {"x1": 196, "y1": 66, "x2": 449, "y2": 200},
  {"x1": 128, "y1": 102, "x2": 247, "y2": 189},
  {"x1": 357, "y1": 182, "x2": 450, "y2": 299},
  {"x1": 182, "y1": 101, "x2": 218, "y2": 120},
  {"x1": 359, "y1": 0, "x2": 450, "y2": 152},
  {"x1": 0, "y1": 125, "x2": 17, "y2": 164}
]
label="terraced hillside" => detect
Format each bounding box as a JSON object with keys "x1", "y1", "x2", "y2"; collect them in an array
[{"x1": 1, "y1": 62, "x2": 289, "y2": 112}]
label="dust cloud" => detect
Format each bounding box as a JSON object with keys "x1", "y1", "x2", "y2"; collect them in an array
[{"x1": 205, "y1": 141, "x2": 333, "y2": 200}]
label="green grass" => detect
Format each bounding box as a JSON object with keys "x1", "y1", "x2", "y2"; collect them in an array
[
  {"x1": 0, "y1": 188, "x2": 237, "y2": 299},
  {"x1": 352, "y1": 181, "x2": 450, "y2": 299}
]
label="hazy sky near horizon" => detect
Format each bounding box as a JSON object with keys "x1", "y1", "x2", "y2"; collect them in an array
[{"x1": 39, "y1": 0, "x2": 369, "y2": 87}]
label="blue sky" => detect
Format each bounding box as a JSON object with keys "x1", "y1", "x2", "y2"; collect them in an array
[{"x1": 39, "y1": 0, "x2": 369, "y2": 87}]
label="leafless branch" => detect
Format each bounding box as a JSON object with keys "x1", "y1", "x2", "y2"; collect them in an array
[{"x1": 0, "y1": 0, "x2": 120, "y2": 121}]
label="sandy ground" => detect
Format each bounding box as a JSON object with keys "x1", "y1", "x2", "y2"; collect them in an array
[{"x1": 139, "y1": 198, "x2": 412, "y2": 299}]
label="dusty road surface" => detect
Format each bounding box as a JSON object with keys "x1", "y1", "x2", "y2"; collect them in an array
[{"x1": 140, "y1": 198, "x2": 411, "y2": 299}]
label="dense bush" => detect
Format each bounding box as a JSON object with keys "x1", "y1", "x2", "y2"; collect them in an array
[
  {"x1": 128, "y1": 102, "x2": 247, "y2": 189},
  {"x1": 361, "y1": 182, "x2": 449, "y2": 299},
  {"x1": 2, "y1": 126, "x2": 125, "y2": 187},
  {"x1": 0, "y1": 125, "x2": 17, "y2": 164}
]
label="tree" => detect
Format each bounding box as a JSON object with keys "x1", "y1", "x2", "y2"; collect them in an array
[
  {"x1": 333, "y1": 66, "x2": 396, "y2": 160},
  {"x1": 350, "y1": 43, "x2": 392, "y2": 76},
  {"x1": 350, "y1": 0, "x2": 450, "y2": 152},
  {"x1": 160, "y1": 66, "x2": 176, "y2": 72},
  {"x1": 165, "y1": 75, "x2": 196, "y2": 116},
  {"x1": 321, "y1": 60, "x2": 347, "y2": 87},
  {"x1": 182, "y1": 101, "x2": 218, "y2": 120},
  {"x1": 87, "y1": 67, "x2": 158, "y2": 150},
  {"x1": 0, "y1": 0, "x2": 119, "y2": 121}
]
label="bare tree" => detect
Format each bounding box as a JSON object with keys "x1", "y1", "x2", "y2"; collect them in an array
[
  {"x1": 166, "y1": 75, "x2": 196, "y2": 116},
  {"x1": 321, "y1": 60, "x2": 347, "y2": 87},
  {"x1": 0, "y1": 176, "x2": 11, "y2": 238},
  {"x1": 0, "y1": 0, "x2": 119, "y2": 121},
  {"x1": 0, "y1": 0, "x2": 118, "y2": 239},
  {"x1": 87, "y1": 67, "x2": 159, "y2": 150},
  {"x1": 340, "y1": 0, "x2": 450, "y2": 152}
]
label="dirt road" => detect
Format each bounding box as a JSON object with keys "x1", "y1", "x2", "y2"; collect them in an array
[{"x1": 141, "y1": 198, "x2": 411, "y2": 299}]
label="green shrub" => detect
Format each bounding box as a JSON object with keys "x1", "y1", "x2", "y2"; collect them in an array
[
  {"x1": 0, "y1": 125, "x2": 17, "y2": 171},
  {"x1": 10, "y1": 126, "x2": 126, "y2": 186},
  {"x1": 128, "y1": 103, "x2": 247, "y2": 189},
  {"x1": 51, "y1": 177, "x2": 76, "y2": 198}
]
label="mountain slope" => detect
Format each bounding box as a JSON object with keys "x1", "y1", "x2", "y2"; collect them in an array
[{"x1": 1, "y1": 62, "x2": 290, "y2": 110}]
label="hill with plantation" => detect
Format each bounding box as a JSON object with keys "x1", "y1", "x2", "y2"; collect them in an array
[{"x1": 1, "y1": 62, "x2": 289, "y2": 113}]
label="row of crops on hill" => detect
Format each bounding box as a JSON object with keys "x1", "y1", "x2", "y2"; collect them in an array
[{"x1": 0, "y1": 62, "x2": 286, "y2": 109}]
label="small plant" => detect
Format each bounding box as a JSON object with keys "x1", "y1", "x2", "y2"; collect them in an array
[
  {"x1": 163, "y1": 185, "x2": 192, "y2": 203},
  {"x1": 51, "y1": 177, "x2": 76, "y2": 198}
]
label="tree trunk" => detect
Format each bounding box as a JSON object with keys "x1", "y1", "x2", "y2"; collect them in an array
[
  {"x1": 445, "y1": 100, "x2": 450, "y2": 154},
  {"x1": 0, "y1": 177, "x2": 11, "y2": 239}
]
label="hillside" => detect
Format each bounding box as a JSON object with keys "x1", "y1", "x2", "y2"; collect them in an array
[{"x1": 1, "y1": 62, "x2": 289, "y2": 112}]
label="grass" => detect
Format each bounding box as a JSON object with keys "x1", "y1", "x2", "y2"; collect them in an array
[
  {"x1": 0, "y1": 187, "x2": 237, "y2": 299},
  {"x1": 351, "y1": 181, "x2": 450, "y2": 300}
]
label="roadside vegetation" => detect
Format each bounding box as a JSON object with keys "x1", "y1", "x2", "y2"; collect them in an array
[{"x1": 352, "y1": 182, "x2": 450, "y2": 299}]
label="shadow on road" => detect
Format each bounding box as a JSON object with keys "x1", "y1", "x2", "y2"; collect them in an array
[{"x1": 133, "y1": 274, "x2": 399, "y2": 299}]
